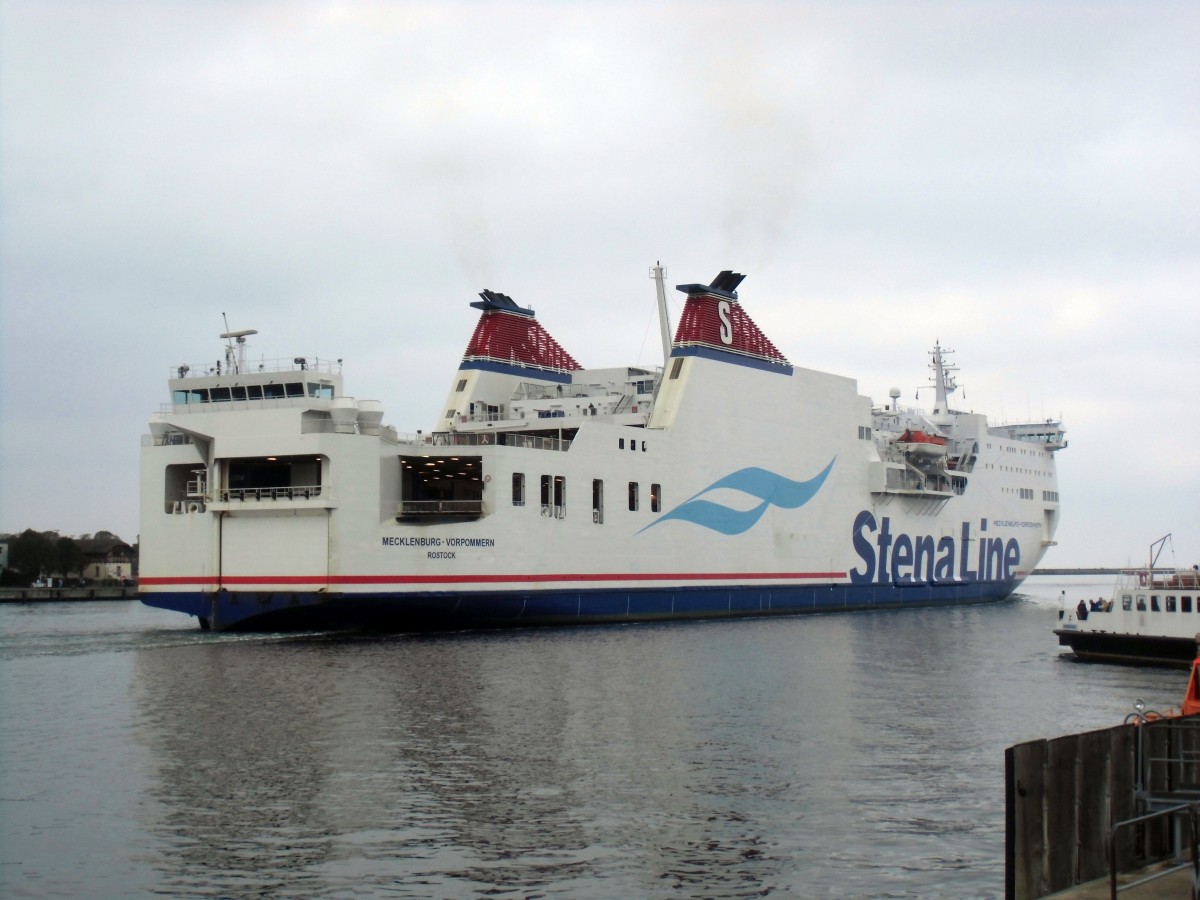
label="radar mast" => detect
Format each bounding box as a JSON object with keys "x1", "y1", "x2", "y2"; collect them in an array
[{"x1": 220, "y1": 312, "x2": 257, "y2": 375}]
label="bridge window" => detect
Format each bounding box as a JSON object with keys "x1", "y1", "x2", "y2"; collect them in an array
[
  {"x1": 173, "y1": 388, "x2": 208, "y2": 405},
  {"x1": 307, "y1": 383, "x2": 334, "y2": 399}
]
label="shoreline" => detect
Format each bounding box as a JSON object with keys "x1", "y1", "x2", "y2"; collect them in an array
[{"x1": 0, "y1": 586, "x2": 140, "y2": 603}]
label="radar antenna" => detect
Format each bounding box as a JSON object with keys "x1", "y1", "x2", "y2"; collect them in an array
[{"x1": 219, "y1": 313, "x2": 257, "y2": 375}]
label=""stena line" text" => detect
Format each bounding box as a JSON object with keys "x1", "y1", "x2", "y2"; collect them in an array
[{"x1": 849, "y1": 511, "x2": 1020, "y2": 585}]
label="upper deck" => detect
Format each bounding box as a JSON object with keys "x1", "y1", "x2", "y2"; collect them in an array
[{"x1": 167, "y1": 356, "x2": 342, "y2": 410}]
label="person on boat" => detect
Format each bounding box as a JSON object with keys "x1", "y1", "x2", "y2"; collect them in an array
[{"x1": 1076, "y1": 599, "x2": 1088, "y2": 621}]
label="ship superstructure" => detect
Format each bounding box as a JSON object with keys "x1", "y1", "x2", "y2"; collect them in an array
[{"x1": 139, "y1": 267, "x2": 1067, "y2": 630}]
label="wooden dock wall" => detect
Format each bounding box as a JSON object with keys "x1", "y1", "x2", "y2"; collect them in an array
[
  {"x1": 1006, "y1": 716, "x2": 1200, "y2": 899},
  {"x1": 1006, "y1": 722, "x2": 1138, "y2": 898}
]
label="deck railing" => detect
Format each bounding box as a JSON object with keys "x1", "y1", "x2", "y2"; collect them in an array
[
  {"x1": 220, "y1": 485, "x2": 323, "y2": 502},
  {"x1": 397, "y1": 500, "x2": 484, "y2": 518}
]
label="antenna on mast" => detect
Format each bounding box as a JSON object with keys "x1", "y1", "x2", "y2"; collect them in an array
[{"x1": 219, "y1": 313, "x2": 257, "y2": 375}]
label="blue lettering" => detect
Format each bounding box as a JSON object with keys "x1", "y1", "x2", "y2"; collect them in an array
[
  {"x1": 875, "y1": 516, "x2": 893, "y2": 584},
  {"x1": 1004, "y1": 538, "x2": 1021, "y2": 580},
  {"x1": 850, "y1": 511, "x2": 1021, "y2": 586},
  {"x1": 850, "y1": 510, "x2": 877, "y2": 584},
  {"x1": 934, "y1": 536, "x2": 955, "y2": 581},
  {"x1": 913, "y1": 535, "x2": 936, "y2": 583},
  {"x1": 984, "y1": 537, "x2": 1004, "y2": 581},
  {"x1": 959, "y1": 521, "x2": 975, "y2": 580},
  {"x1": 892, "y1": 534, "x2": 913, "y2": 583}
]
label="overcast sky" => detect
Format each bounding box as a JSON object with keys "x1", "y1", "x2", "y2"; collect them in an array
[{"x1": 1, "y1": 2, "x2": 1197, "y2": 569}]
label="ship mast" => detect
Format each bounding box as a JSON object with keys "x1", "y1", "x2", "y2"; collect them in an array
[
  {"x1": 650, "y1": 262, "x2": 673, "y2": 367},
  {"x1": 928, "y1": 342, "x2": 958, "y2": 428}
]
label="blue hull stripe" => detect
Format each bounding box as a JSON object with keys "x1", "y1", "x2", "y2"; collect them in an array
[{"x1": 141, "y1": 580, "x2": 1018, "y2": 632}]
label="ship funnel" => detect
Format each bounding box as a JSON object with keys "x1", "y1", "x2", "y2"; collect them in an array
[{"x1": 670, "y1": 270, "x2": 791, "y2": 372}]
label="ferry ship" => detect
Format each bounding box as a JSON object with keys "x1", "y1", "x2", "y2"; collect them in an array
[
  {"x1": 138, "y1": 266, "x2": 1067, "y2": 631},
  {"x1": 1056, "y1": 535, "x2": 1200, "y2": 666}
]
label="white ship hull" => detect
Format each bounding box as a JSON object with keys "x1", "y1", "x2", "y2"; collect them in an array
[{"x1": 139, "y1": 270, "x2": 1066, "y2": 631}]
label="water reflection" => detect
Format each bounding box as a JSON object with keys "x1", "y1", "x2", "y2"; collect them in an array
[
  {"x1": 127, "y1": 597, "x2": 1188, "y2": 897},
  {"x1": 132, "y1": 623, "x2": 860, "y2": 896}
]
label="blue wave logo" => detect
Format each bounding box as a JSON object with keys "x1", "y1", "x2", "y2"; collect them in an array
[{"x1": 638, "y1": 459, "x2": 836, "y2": 535}]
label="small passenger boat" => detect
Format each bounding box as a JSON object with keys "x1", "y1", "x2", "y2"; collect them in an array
[{"x1": 1055, "y1": 535, "x2": 1200, "y2": 666}]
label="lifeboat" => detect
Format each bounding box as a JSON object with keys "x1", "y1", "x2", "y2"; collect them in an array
[{"x1": 896, "y1": 429, "x2": 949, "y2": 459}]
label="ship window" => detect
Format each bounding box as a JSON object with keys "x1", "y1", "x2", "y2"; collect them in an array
[
  {"x1": 1166, "y1": 596, "x2": 1177, "y2": 612},
  {"x1": 263, "y1": 383, "x2": 285, "y2": 399},
  {"x1": 1136, "y1": 595, "x2": 1147, "y2": 611},
  {"x1": 286, "y1": 383, "x2": 304, "y2": 398},
  {"x1": 456, "y1": 379, "x2": 467, "y2": 392},
  {"x1": 173, "y1": 388, "x2": 208, "y2": 405},
  {"x1": 512, "y1": 473, "x2": 525, "y2": 506},
  {"x1": 210, "y1": 386, "x2": 232, "y2": 402},
  {"x1": 553, "y1": 476, "x2": 565, "y2": 514},
  {"x1": 593, "y1": 479, "x2": 604, "y2": 524},
  {"x1": 669, "y1": 357, "x2": 684, "y2": 380},
  {"x1": 619, "y1": 438, "x2": 625, "y2": 450},
  {"x1": 1151, "y1": 596, "x2": 1161, "y2": 612},
  {"x1": 231, "y1": 386, "x2": 247, "y2": 401},
  {"x1": 1184, "y1": 597, "x2": 1193, "y2": 613},
  {"x1": 628, "y1": 482, "x2": 639, "y2": 511},
  {"x1": 307, "y1": 383, "x2": 334, "y2": 399},
  {"x1": 650, "y1": 483, "x2": 661, "y2": 513},
  {"x1": 540, "y1": 475, "x2": 551, "y2": 515},
  {"x1": 247, "y1": 385, "x2": 264, "y2": 400},
  {"x1": 1122, "y1": 595, "x2": 1133, "y2": 611}
]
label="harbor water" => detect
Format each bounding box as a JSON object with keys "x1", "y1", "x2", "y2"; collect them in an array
[{"x1": 0, "y1": 576, "x2": 1186, "y2": 898}]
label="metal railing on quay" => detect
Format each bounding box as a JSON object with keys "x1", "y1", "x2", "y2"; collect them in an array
[{"x1": 1109, "y1": 803, "x2": 1199, "y2": 897}]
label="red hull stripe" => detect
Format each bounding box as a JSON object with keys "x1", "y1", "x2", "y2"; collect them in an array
[{"x1": 140, "y1": 571, "x2": 847, "y2": 587}]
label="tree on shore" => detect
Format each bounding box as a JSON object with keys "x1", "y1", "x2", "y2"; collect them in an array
[{"x1": 1, "y1": 529, "x2": 86, "y2": 585}]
